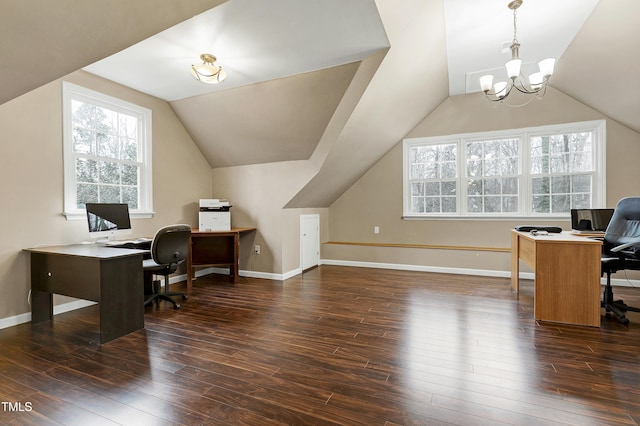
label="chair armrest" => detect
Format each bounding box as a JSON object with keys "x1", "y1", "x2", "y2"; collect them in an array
[{"x1": 610, "y1": 240, "x2": 640, "y2": 253}]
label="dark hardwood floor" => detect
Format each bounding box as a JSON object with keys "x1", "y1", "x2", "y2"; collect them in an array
[{"x1": 1, "y1": 266, "x2": 639, "y2": 425}]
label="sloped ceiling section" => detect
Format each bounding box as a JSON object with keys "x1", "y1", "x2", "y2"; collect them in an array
[
  {"x1": 170, "y1": 62, "x2": 361, "y2": 168},
  {"x1": 551, "y1": 0, "x2": 640, "y2": 133},
  {"x1": 0, "y1": 0, "x2": 226, "y2": 105},
  {"x1": 286, "y1": 0, "x2": 451, "y2": 208}
]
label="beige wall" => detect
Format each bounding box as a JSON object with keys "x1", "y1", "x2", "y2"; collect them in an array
[
  {"x1": 210, "y1": 51, "x2": 389, "y2": 277},
  {"x1": 211, "y1": 160, "x2": 328, "y2": 275},
  {"x1": 0, "y1": 70, "x2": 213, "y2": 323},
  {"x1": 325, "y1": 88, "x2": 640, "y2": 273}
]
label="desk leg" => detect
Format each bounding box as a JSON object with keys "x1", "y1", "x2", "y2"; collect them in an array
[
  {"x1": 31, "y1": 291, "x2": 53, "y2": 323},
  {"x1": 511, "y1": 232, "x2": 520, "y2": 293},
  {"x1": 98, "y1": 256, "x2": 144, "y2": 344},
  {"x1": 30, "y1": 253, "x2": 53, "y2": 323},
  {"x1": 187, "y1": 235, "x2": 193, "y2": 289},
  {"x1": 230, "y1": 232, "x2": 239, "y2": 283}
]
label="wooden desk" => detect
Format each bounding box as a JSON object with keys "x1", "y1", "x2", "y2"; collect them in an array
[
  {"x1": 187, "y1": 227, "x2": 256, "y2": 287},
  {"x1": 511, "y1": 230, "x2": 602, "y2": 327},
  {"x1": 26, "y1": 244, "x2": 146, "y2": 343}
]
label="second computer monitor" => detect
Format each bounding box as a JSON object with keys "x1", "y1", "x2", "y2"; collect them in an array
[{"x1": 571, "y1": 208, "x2": 614, "y2": 233}]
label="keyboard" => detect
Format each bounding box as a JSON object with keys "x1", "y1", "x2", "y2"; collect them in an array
[
  {"x1": 571, "y1": 230, "x2": 605, "y2": 236},
  {"x1": 99, "y1": 238, "x2": 152, "y2": 249}
]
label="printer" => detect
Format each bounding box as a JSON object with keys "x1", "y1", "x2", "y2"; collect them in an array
[{"x1": 199, "y1": 199, "x2": 231, "y2": 231}]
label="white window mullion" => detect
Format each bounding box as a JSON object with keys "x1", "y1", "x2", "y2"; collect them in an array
[
  {"x1": 593, "y1": 121, "x2": 606, "y2": 207},
  {"x1": 520, "y1": 133, "x2": 530, "y2": 214},
  {"x1": 458, "y1": 137, "x2": 467, "y2": 215}
]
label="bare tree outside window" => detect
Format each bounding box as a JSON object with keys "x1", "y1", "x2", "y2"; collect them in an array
[
  {"x1": 409, "y1": 143, "x2": 457, "y2": 213},
  {"x1": 466, "y1": 138, "x2": 519, "y2": 214},
  {"x1": 71, "y1": 101, "x2": 140, "y2": 209},
  {"x1": 530, "y1": 132, "x2": 593, "y2": 213}
]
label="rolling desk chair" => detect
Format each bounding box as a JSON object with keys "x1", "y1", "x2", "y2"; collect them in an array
[
  {"x1": 601, "y1": 197, "x2": 640, "y2": 325},
  {"x1": 143, "y1": 224, "x2": 191, "y2": 309}
]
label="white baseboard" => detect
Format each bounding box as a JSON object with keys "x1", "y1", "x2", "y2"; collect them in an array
[
  {"x1": 162, "y1": 266, "x2": 300, "y2": 284},
  {"x1": 0, "y1": 312, "x2": 31, "y2": 330},
  {"x1": 321, "y1": 258, "x2": 512, "y2": 279},
  {"x1": 198, "y1": 266, "x2": 292, "y2": 281},
  {"x1": 55, "y1": 299, "x2": 97, "y2": 313},
  {"x1": 320, "y1": 258, "x2": 640, "y2": 288},
  {"x1": 283, "y1": 268, "x2": 303, "y2": 280},
  {"x1": 0, "y1": 299, "x2": 97, "y2": 331}
]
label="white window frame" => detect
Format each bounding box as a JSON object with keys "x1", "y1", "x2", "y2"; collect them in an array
[
  {"x1": 62, "y1": 82, "x2": 153, "y2": 220},
  {"x1": 403, "y1": 120, "x2": 606, "y2": 219}
]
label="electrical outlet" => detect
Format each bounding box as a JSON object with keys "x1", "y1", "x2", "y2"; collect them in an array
[
  {"x1": 374, "y1": 226, "x2": 380, "y2": 234},
  {"x1": 254, "y1": 244, "x2": 261, "y2": 255}
]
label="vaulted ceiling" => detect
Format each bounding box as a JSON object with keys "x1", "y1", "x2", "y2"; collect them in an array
[{"x1": 2, "y1": 0, "x2": 639, "y2": 207}]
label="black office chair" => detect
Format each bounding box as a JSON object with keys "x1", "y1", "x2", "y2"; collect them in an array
[
  {"x1": 143, "y1": 224, "x2": 191, "y2": 309},
  {"x1": 601, "y1": 197, "x2": 640, "y2": 325}
]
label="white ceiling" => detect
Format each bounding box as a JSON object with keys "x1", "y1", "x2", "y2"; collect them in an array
[{"x1": 84, "y1": 0, "x2": 389, "y2": 102}]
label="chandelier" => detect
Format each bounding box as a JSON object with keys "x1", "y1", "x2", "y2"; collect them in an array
[
  {"x1": 479, "y1": 0, "x2": 555, "y2": 105},
  {"x1": 191, "y1": 53, "x2": 227, "y2": 84}
]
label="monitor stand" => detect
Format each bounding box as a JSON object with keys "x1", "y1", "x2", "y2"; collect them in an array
[{"x1": 95, "y1": 236, "x2": 119, "y2": 246}]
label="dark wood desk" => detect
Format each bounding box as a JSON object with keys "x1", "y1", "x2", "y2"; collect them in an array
[
  {"x1": 26, "y1": 244, "x2": 146, "y2": 343},
  {"x1": 187, "y1": 227, "x2": 256, "y2": 287}
]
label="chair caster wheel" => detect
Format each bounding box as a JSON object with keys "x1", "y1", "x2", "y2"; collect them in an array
[
  {"x1": 182, "y1": 295, "x2": 188, "y2": 300},
  {"x1": 174, "y1": 303, "x2": 180, "y2": 310}
]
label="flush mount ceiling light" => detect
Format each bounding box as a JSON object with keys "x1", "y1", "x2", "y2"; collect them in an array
[
  {"x1": 479, "y1": 0, "x2": 555, "y2": 106},
  {"x1": 190, "y1": 53, "x2": 227, "y2": 84}
]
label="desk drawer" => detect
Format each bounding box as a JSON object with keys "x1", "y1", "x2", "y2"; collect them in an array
[{"x1": 31, "y1": 253, "x2": 101, "y2": 301}]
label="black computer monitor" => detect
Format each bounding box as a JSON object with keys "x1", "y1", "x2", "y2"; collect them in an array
[
  {"x1": 571, "y1": 208, "x2": 614, "y2": 232},
  {"x1": 85, "y1": 203, "x2": 132, "y2": 240}
]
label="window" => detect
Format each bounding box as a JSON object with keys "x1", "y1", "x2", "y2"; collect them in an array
[
  {"x1": 63, "y1": 82, "x2": 153, "y2": 219},
  {"x1": 403, "y1": 121, "x2": 606, "y2": 218},
  {"x1": 466, "y1": 137, "x2": 520, "y2": 214},
  {"x1": 408, "y1": 143, "x2": 458, "y2": 214}
]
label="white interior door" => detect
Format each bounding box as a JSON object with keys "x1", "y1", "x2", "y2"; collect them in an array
[{"x1": 300, "y1": 214, "x2": 320, "y2": 271}]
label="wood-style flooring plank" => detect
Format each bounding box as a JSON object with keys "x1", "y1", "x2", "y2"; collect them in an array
[{"x1": 0, "y1": 266, "x2": 639, "y2": 425}]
